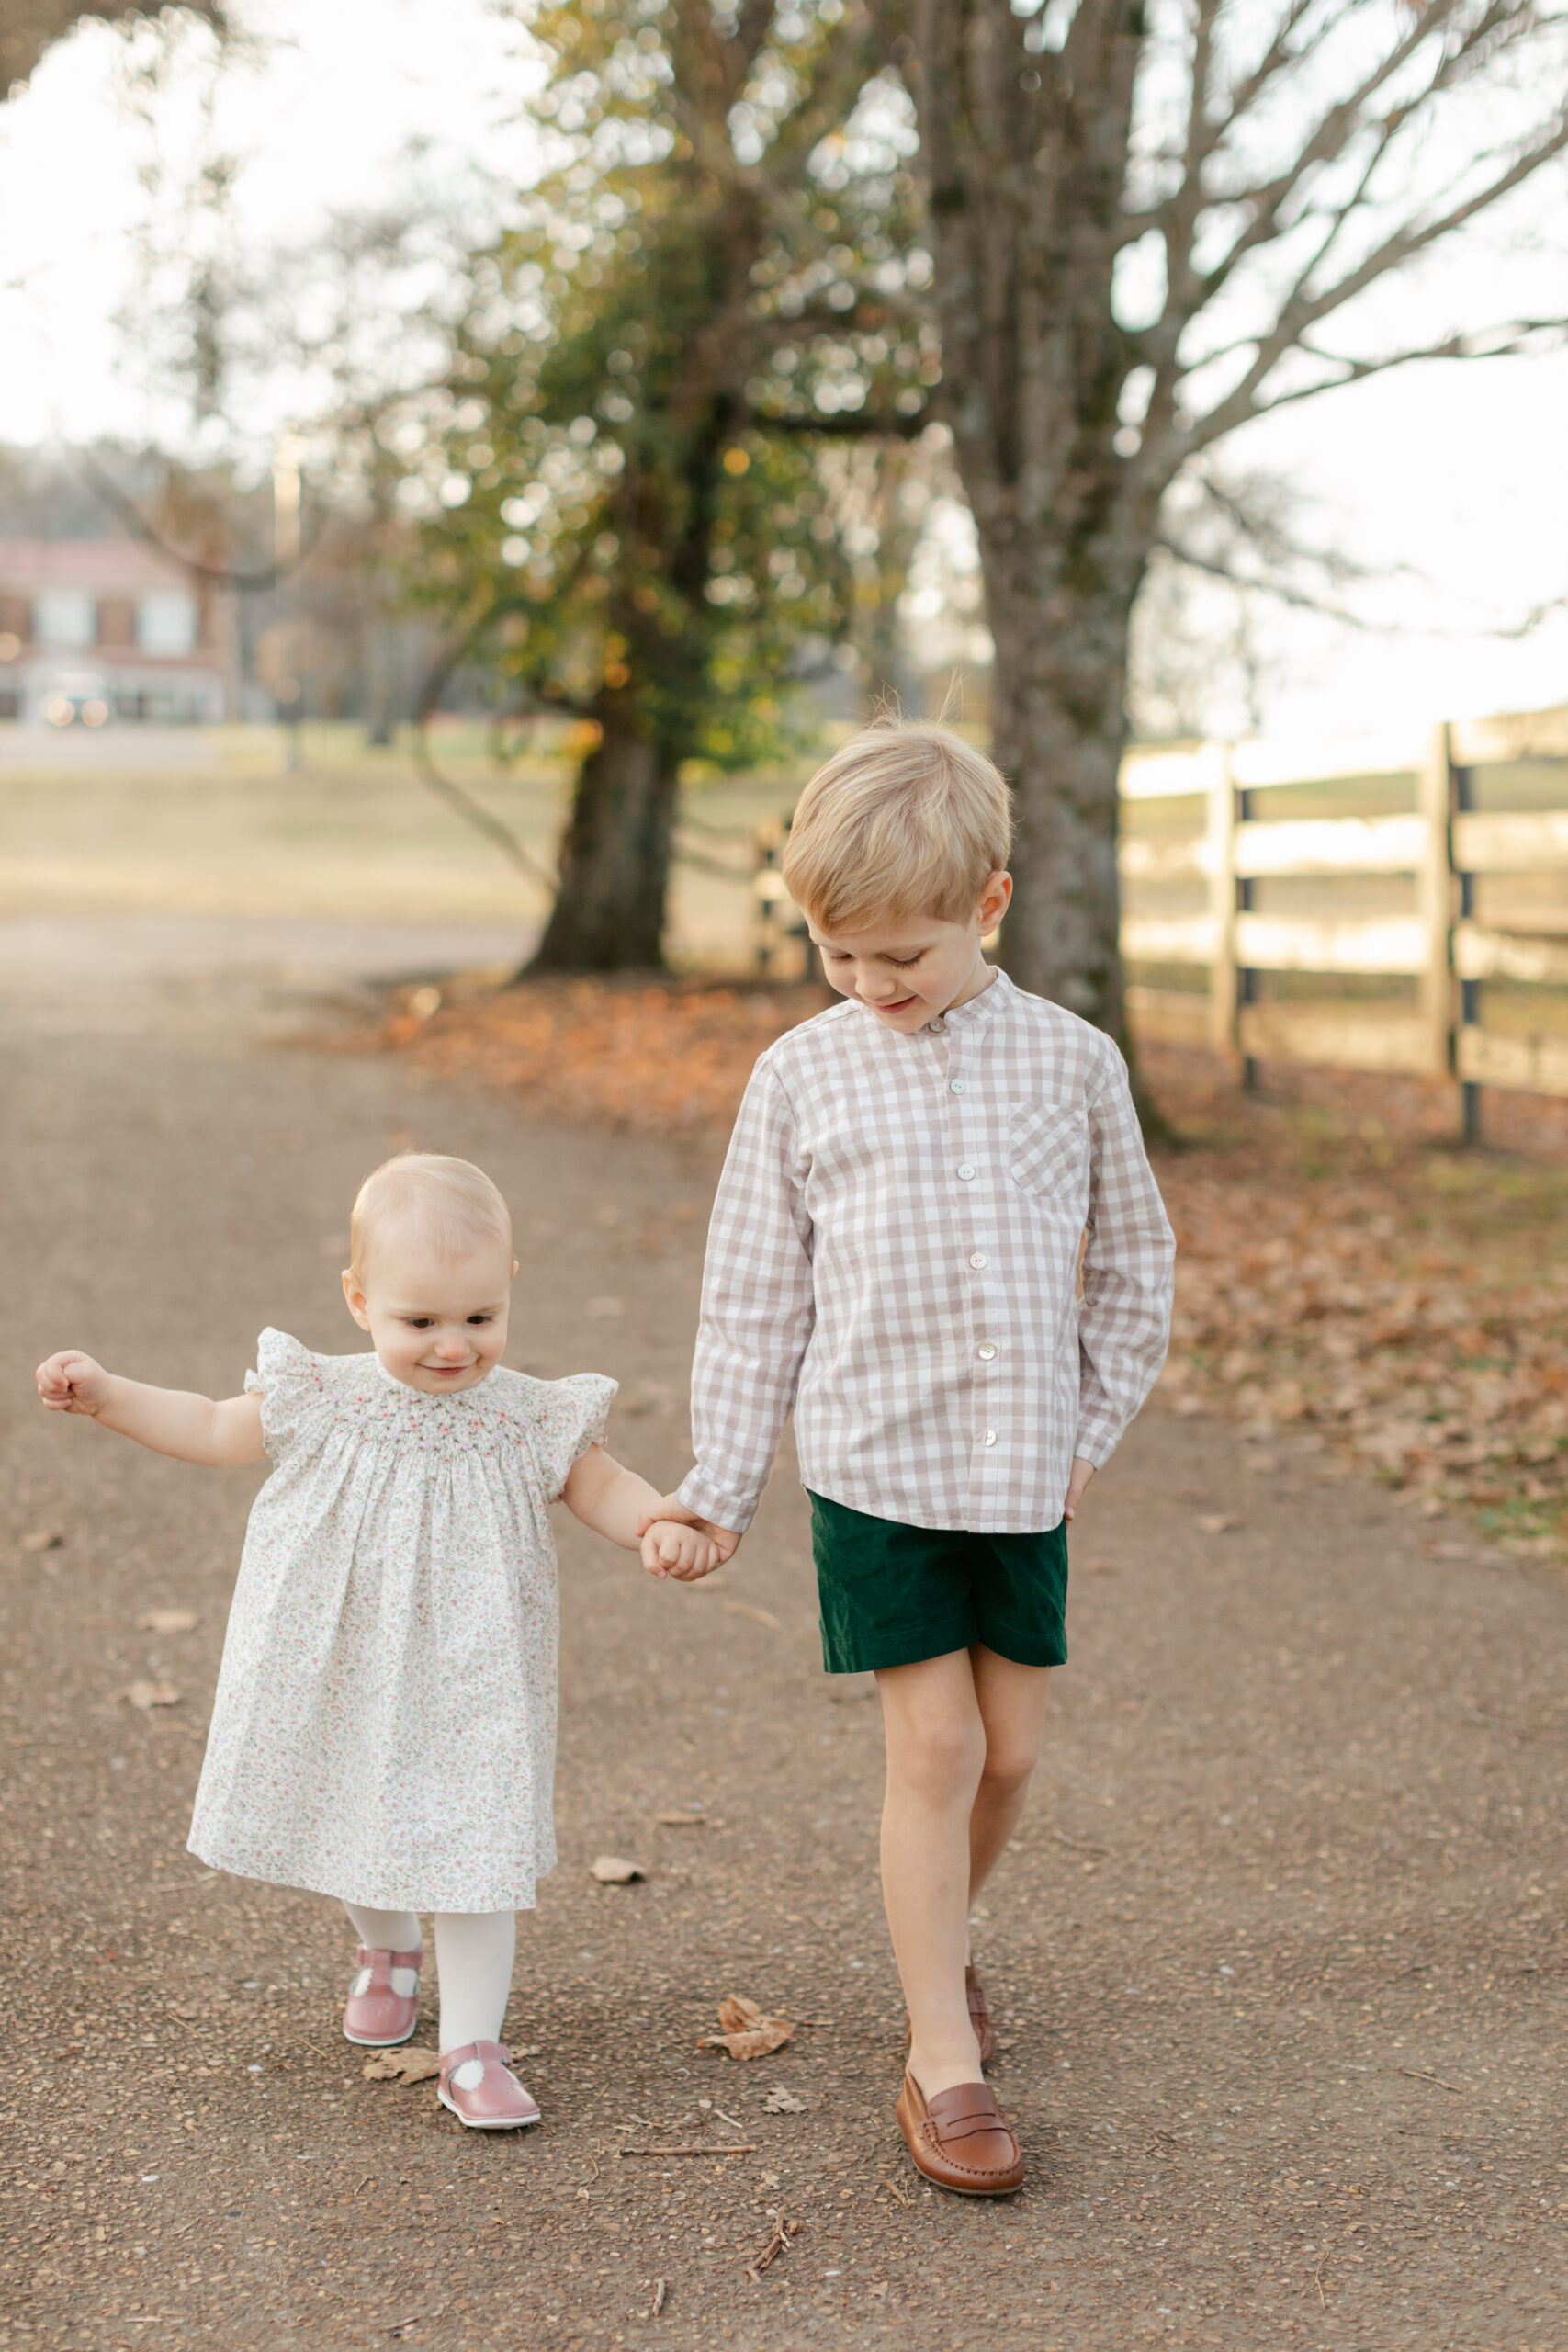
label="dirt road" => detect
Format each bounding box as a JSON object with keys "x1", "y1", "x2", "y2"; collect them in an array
[{"x1": 3, "y1": 923, "x2": 1566, "y2": 2352}]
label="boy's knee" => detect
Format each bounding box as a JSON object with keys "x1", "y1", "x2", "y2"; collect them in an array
[
  {"x1": 978, "y1": 1745, "x2": 1038, "y2": 1803},
  {"x1": 891, "y1": 1713, "x2": 986, "y2": 1797}
]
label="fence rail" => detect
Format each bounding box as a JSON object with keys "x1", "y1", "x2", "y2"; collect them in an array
[{"x1": 1118, "y1": 699, "x2": 1568, "y2": 1135}]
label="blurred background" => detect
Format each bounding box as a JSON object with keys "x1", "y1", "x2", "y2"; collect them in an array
[{"x1": 1, "y1": 0, "x2": 1565, "y2": 1003}]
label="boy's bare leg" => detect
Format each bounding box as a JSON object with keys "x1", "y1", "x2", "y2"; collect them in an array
[
  {"x1": 876, "y1": 1649, "x2": 988, "y2": 2100},
  {"x1": 966, "y1": 1646, "x2": 1054, "y2": 1907}
]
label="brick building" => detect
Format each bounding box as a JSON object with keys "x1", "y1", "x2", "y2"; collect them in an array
[{"x1": 0, "y1": 538, "x2": 235, "y2": 724}]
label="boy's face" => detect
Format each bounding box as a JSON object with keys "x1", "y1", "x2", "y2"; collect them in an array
[
  {"x1": 342, "y1": 1234, "x2": 516, "y2": 1395},
  {"x1": 808, "y1": 872, "x2": 1012, "y2": 1034}
]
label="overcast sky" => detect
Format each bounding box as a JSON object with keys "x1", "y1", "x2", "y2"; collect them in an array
[{"x1": 1, "y1": 0, "x2": 1564, "y2": 738}]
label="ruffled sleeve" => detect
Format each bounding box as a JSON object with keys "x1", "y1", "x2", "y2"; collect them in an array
[
  {"x1": 526, "y1": 1372, "x2": 619, "y2": 1503},
  {"x1": 244, "y1": 1329, "x2": 332, "y2": 1463}
]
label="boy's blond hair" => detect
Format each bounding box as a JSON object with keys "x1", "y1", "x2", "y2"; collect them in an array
[
  {"x1": 782, "y1": 720, "x2": 1012, "y2": 933},
  {"x1": 350, "y1": 1154, "x2": 513, "y2": 1285}
]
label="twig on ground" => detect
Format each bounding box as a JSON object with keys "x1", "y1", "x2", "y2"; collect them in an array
[
  {"x1": 651, "y1": 2278, "x2": 668, "y2": 2317},
  {"x1": 388, "y1": 2307, "x2": 446, "y2": 2341},
  {"x1": 711, "y1": 2108, "x2": 746, "y2": 2132},
  {"x1": 619, "y1": 2143, "x2": 756, "y2": 2156},
  {"x1": 1395, "y1": 2064, "x2": 1467, "y2": 2094},
  {"x1": 746, "y1": 2215, "x2": 803, "y2": 2279}
]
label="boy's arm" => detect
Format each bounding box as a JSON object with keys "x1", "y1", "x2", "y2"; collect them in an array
[
  {"x1": 1074, "y1": 1046, "x2": 1177, "y2": 1468},
  {"x1": 674, "y1": 1062, "x2": 816, "y2": 1539},
  {"x1": 36, "y1": 1351, "x2": 266, "y2": 1466}
]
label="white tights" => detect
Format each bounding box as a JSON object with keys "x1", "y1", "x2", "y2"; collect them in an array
[{"x1": 344, "y1": 1903, "x2": 516, "y2": 2053}]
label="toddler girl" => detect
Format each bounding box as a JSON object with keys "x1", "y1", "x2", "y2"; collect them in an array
[{"x1": 35, "y1": 1152, "x2": 714, "y2": 2130}]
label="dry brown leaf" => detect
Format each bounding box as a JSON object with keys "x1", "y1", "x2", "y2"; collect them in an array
[
  {"x1": 699, "y1": 1993, "x2": 795, "y2": 2061},
  {"x1": 21, "y1": 1529, "x2": 62, "y2": 1553},
  {"x1": 591, "y1": 1855, "x2": 646, "y2": 1883},
  {"x1": 137, "y1": 1609, "x2": 197, "y2": 1634},
  {"x1": 654, "y1": 1811, "x2": 705, "y2": 1826},
  {"x1": 762, "y1": 2086, "x2": 805, "y2": 2113},
  {"x1": 362, "y1": 2048, "x2": 442, "y2": 2085},
  {"x1": 124, "y1": 1681, "x2": 180, "y2": 1711}
]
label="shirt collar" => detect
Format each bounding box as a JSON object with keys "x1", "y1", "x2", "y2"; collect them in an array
[{"x1": 929, "y1": 964, "x2": 1012, "y2": 1035}]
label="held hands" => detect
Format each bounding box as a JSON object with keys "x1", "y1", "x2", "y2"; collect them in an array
[
  {"x1": 636, "y1": 1494, "x2": 742, "y2": 1583},
  {"x1": 36, "y1": 1351, "x2": 112, "y2": 1416},
  {"x1": 639, "y1": 1518, "x2": 728, "y2": 1582}
]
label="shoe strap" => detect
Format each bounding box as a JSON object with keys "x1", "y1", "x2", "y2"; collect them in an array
[
  {"x1": 925, "y1": 2083, "x2": 1008, "y2": 2141},
  {"x1": 356, "y1": 1946, "x2": 423, "y2": 1987},
  {"x1": 439, "y1": 2039, "x2": 512, "y2": 2085}
]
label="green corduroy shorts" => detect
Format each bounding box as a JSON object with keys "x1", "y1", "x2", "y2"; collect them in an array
[{"x1": 808, "y1": 1490, "x2": 1069, "y2": 1676}]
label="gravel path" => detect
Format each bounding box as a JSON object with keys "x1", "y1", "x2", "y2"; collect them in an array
[{"x1": 2, "y1": 935, "x2": 1566, "y2": 2352}]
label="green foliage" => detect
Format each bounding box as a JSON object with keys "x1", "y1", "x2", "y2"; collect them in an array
[{"x1": 400, "y1": 0, "x2": 933, "y2": 770}]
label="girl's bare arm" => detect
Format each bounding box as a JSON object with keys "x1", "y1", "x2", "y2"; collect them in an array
[
  {"x1": 35, "y1": 1351, "x2": 266, "y2": 1467},
  {"x1": 561, "y1": 1442, "x2": 720, "y2": 1580}
]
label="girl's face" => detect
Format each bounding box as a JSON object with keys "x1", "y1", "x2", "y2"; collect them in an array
[{"x1": 342, "y1": 1234, "x2": 516, "y2": 1395}]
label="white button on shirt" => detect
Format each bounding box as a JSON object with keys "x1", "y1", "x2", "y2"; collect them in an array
[{"x1": 678, "y1": 967, "x2": 1175, "y2": 1535}]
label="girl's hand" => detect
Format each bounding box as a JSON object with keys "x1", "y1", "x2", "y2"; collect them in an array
[
  {"x1": 640, "y1": 1519, "x2": 722, "y2": 1583},
  {"x1": 635, "y1": 1494, "x2": 742, "y2": 1566},
  {"x1": 36, "y1": 1351, "x2": 113, "y2": 1416}
]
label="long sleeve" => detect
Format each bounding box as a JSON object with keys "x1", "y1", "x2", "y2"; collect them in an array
[
  {"x1": 1073, "y1": 1044, "x2": 1175, "y2": 1465},
  {"x1": 677, "y1": 1061, "x2": 817, "y2": 1533}
]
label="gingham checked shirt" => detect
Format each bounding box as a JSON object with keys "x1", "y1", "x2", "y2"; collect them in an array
[{"x1": 677, "y1": 968, "x2": 1175, "y2": 1536}]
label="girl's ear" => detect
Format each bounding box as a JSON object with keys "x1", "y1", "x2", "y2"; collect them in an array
[{"x1": 341, "y1": 1268, "x2": 373, "y2": 1331}]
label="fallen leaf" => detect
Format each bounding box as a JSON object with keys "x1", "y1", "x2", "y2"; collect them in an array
[
  {"x1": 762, "y1": 2086, "x2": 805, "y2": 2114},
  {"x1": 21, "y1": 1529, "x2": 62, "y2": 1553},
  {"x1": 591, "y1": 1855, "x2": 645, "y2": 1883},
  {"x1": 1195, "y1": 1513, "x2": 1239, "y2": 1533},
  {"x1": 654, "y1": 1811, "x2": 706, "y2": 1826},
  {"x1": 137, "y1": 1609, "x2": 197, "y2": 1634},
  {"x1": 362, "y1": 2048, "x2": 442, "y2": 2085},
  {"x1": 124, "y1": 1681, "x2": 181, "y2": 1711},
  {"x1": 699, "y1": 1993, "x2": 795, "y2": 2061}
]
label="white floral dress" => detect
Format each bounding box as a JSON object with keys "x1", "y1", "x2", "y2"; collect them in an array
[{"x1": 187, "y1": 1329, "x2": 615, "y2": 1913}]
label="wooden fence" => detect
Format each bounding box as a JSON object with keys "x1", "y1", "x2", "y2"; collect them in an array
[
  {"x1": 743, "y1": 698, "x2": 1568, "y2": 1136},
  {"x1": 1119, "y1": 700, "x2": 1568, "y2": 1136}
]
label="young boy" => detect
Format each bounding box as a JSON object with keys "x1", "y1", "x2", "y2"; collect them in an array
[{"x1": 649, "y1": 722, "x2": 1174, "y2": 2194}]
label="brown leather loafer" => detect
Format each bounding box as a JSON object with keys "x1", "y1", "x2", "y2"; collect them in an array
[
  {"x1": 904, "y1": 1964, "x2": 997, "y2": 2068},
  {"x1": 896, "y1": 2071, "x2": 1024, "y2": 2197}
]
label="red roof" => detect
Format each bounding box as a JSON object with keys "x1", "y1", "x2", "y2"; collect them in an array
[{"x1": 0, "y1": 538, "x2": 195, "y2": 592}]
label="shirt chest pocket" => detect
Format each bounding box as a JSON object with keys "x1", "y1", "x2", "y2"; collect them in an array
[{"x1": 1008, "y1": 1102, "x2": 1090, "y2": 1216}]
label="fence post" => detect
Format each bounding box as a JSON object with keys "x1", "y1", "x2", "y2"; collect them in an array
[
  {"x1": 1416, "y1": 721, "x2": 1457, "y2": 1108},
  {"x1": 1205, "y1": 743, "x2": 1240, "y2": 1070},
  {"x1": 1450, "y1": 756, "x2": 1483, "y2": 1141}
]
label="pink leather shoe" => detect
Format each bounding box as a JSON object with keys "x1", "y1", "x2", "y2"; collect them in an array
[
  {"x1": 343, "y1": 1946, "x2": 423, "y2": 2047},
  {"x1": 437, "y1": 2041, "x2": 541, "y2": 2131}
]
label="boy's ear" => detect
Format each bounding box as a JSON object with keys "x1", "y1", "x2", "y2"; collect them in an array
[
  {"x1": 978, "y1": 869, "x2": 1013, "y2": 932},
  {"x1": 341, "y1": 1269, "x2": 373, "y2": 1331}
]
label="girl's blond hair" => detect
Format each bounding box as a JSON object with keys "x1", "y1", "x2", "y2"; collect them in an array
[
  {"x1": 350, "y1": 1154, "x2": 513, "y2": 1284},
  {"x1": 782, "y1": 720, "x2": 1012, "y2": 933}
]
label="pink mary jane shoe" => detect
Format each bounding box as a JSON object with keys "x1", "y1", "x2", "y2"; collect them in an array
[
  {"x1": 343, "y1": 1946, "x2": 423, "y2": 2048},
  {"x1": 437, "y1": 2041, "x2": 541, "y2": 2132}
]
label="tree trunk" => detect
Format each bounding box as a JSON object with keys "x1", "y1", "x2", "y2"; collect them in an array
[
  {"x1": 983, "y1": 537, "x2": 1138, "y2": 1058},
  {"x1": 902, "y1": 0, "x2": 1157, "y2": 1069},
  {"x1": 525, "y1": 707, "x2": 679, "y2": 973}
]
